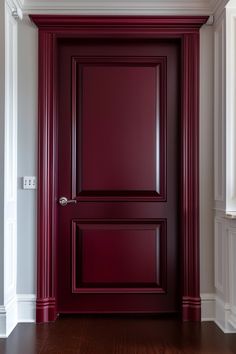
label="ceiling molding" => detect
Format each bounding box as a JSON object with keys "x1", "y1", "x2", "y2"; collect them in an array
[
  {"x1": 12, "y1": 0, "x2": 215, "y2": 16},
  {"x1": 5, "y1": 0, "x2": 23, "y2": 18},
  {"x1": 226, "y1": 0, "x2": 236, "y2": 8},
  {"x1": 212, "y1": 0, "x2": 229, "y2": 13},
  {"x1": 213, "y1": 0, "x2": 230, "y2": 20},
  {"x1": 6, "y1": 0, "x2": 230, "y2": 17},
  {"x1": 30, "y1": 15, "x2": 208, "y2": 29}
]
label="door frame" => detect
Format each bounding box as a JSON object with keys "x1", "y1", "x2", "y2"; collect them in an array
[{"x1": 30, "y1": 15, "x2": 207, "y2": 323}]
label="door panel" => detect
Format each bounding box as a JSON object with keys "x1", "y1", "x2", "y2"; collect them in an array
[
  {"x1": 71, "y1": 221, "x2": 166, "y2": 293},
  {"x1": 72, "y1": 57, "x2": 166, "y2": 199},
  {"x1": 58, "y1": 39, "x2": 180, "y2": 313}
]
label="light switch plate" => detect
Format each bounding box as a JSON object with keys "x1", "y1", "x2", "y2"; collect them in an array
[{"x1": 23, "y1": 176, "x2": 37, "y2": 189}]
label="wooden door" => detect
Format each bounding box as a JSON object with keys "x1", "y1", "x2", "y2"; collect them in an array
[{"x1": 57, "y1": 38, "x2": 180, "y2": 313}]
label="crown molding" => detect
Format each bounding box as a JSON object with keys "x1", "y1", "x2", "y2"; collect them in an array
[
  {"x1": 30, "y1": 15, "x2": 208, "y2": 30},
  {"x1": 6, "y1": 0, "x2": 232, "y2": 17},
  {"x1": 213, "y1": 0, "x2": 230, "y2": 20},
  {"x1": 226, "y1": 0, "x2": 236, "y2": 8},
  {"x1": 5, "y1": 0, "x2": 23, "y2": 19},
  {"x1": 9, "y1": 0, "x2": 215, "y2": 16}
]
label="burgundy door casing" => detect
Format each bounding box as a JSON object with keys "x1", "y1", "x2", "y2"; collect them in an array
[{"x1": 30, "y1": 15, "x2": 208, "y2": 323}]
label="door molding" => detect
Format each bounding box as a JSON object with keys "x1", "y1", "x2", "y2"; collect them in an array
[{"x1": 30, "y1": 15, "x2": 207, "y2": 323}]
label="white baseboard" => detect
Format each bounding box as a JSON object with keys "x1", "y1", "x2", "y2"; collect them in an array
[
  {"x1": 1, "y1": 293, "x2": 235, "y2": 337},
  {"x1": 201, "y1": 293, "x2": 216, "y2": 321},
  {"x1": 0, "y1": 297, "x2": 17, "y2": 338},
  {"x1": 215, "y1": 295, "x2": 236, "y2": 333},
  {"x1": 0, "y1": 294, "x2": 36, "y2": 338},
  {"x1": 201, "y1": 293, "x2": 236, "y2": 333},
  {"x1": 17, "y1": 294, "x2": 36, "y2": 323}
]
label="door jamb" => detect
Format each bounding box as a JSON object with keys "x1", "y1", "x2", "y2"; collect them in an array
[{"x1": 30, "y1": 15, "x2": 208, "y2": 323}]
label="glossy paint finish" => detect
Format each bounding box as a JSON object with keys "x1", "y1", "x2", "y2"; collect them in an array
[
  {"x1": 30, "y1": 16, "x2": 208, "y2": 323},
  {"x1": 76, "y1": 62, "x2": 161, "y2": 195},
  {"x1": 71, "y1": 54, "x2": 167, "y2": 201},
  {"x1": 71, "y1": 221, "x2": 166, "y2": 294},
  {"x1": 57, "y1": 38, "x2": 179, "y2": 314}
]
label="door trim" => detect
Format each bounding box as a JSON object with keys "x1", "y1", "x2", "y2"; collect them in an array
[{"x1": 30, "y1": 15, "x2": 208, "y2": 323}]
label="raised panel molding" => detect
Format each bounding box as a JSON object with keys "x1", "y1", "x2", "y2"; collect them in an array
[
  {"x1": 213, "y1": 5, "x2": 236, "y2": 333},
  {"x1": 226, "y1": 9, "x2": 236, "y2": 213},
  {"x1": 0, "y1": 295, "x2": 36, "y2": 338},
  {"x1": 228, "y1": 228, "x2": 236, "y2": 329},
  {"x1": 214, "y1": 8, "x2": 236, "y2": 214},
  {"x1": 0, "y1": 3, "x2": 19, "y2": 338},
  {"x1": 214, "y1": 216, "x2": 236, "y2": 332},
  {"x1": 214, "y1": 17, "x2": 226, "y2": 206},
  {"x1": 71, "y1": 56, "x2": 167, "y2": 201},
  {"x1": 71, "y1": 220, "x2": 167, "y2": 294},
  {"x1": 215, "y1": 295, "x2": 235, "y2": 333},
  {"x1": 214, "y1": 219, "x2": 224, "y2": 294}
]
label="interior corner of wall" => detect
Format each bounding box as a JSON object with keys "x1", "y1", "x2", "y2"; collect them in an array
[
  {"x1": 215, "y1": 295, "x2": 236, "y2": 333},
  {"x1": 0, "y1": 297, "x2": 17, "y2": 338}
]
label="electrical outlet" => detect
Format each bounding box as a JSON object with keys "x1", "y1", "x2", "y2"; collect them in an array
[{"x1": 23, "y1": 176, "x2": 37, "y2": 189}]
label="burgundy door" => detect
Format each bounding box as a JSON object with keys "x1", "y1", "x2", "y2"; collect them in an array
[{"x1": 57, "y1": 38, "x2": 180, "y2": 313}]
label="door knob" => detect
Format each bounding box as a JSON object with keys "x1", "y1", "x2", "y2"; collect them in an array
[{"x1": 59, "y1": 197, "x2": 77, "y2": 206}]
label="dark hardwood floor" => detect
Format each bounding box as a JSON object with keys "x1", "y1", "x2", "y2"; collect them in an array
[{"x1": 0, "y1": 317, "x2": 236, "y2": 354}]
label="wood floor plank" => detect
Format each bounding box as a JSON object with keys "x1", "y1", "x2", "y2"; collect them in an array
[{"x1": 0, "y1": 317, "x2": 236, "y2": 354}]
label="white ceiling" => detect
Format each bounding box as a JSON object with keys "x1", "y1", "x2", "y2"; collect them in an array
[{"x1": 12, "y1": 0, "x2": 230, "y2": 16}]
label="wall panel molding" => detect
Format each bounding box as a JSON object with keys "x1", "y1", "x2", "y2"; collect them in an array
[
  {"x1": 214, "y1": 17, "x2": 226, "y2": 207},
  {"x1": 5, "y1": 0, "x2": 23, "y2": 19},
  {"x1": 0, "y1": 297, "x2": 17, "y2": 338},
  {"x1": 226, "y1": 9, "x2": 236, "y2": 213},
  {"x1": 213, "y1": 216, "x2": 236, "y2": 332},
  {"x1": 0, "y1": 2, "x2": 19, "y2": 338},
  {"x1": 228, "y1": 228, "x2": 236, "y2": 329},
  {"x1": 214, "y1": 219, "x2": 225, "y2": 294},
  {"x1": 213, "y1": 4, "x2": 236, "y2": 333},
  {"x1": 0, "y1": 295, "x2": 36, "y2": 338},
  {"x1": 215, "y1": 295, "x2": 236, "y2": 333}
]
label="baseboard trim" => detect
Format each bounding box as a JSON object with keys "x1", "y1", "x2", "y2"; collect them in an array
[
  {"x1": 214, "y1": 319, "x2": 235, "y2": 333},
  {"x1": 215, "y1": 295, "x2": 236, "y2": 333},
  {"x1": 0, "y1": 294, "x2": 36, "y2": 338},
  {"x1": 1, "y1": 293, "x2": 235, "y2": 337},
  {"x1": 201, "y1": 293, "x2": 216, "y2": 321},
  {"x1": 17, "y1": 294, "x2": 36, "y2": 323},
  {"x1": 182, "y1": 296, "x2": 201, "y2": 321},
  {"x1": 0, "y1": 297, "x2": 17, "y2": 338},
  {"x1": 36, "y1": 297, "x2": 57, "y2": 323}
]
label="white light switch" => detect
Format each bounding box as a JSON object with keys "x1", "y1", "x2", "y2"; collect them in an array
[{"x1": 23, "y1": 176, "x2": 37, "y2": 189}]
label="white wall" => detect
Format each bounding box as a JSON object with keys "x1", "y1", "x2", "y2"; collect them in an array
[
  {"x1": 200, "y1": 24, "x2": 214, "y2": 295},
  {"x1": 0, "y1": 0, "x2": 6, "y2": 307},
  {"x1": 0, "y1": 0, "x2": 18, "y2": 337},
  {"x1": 17, "y1": 19, "x2": 38, "y2": 295},
  {"x1": 213, "y1": 1, "x2": 236, "y2": 332}
]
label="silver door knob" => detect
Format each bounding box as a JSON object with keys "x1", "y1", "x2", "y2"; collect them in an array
[{"x1": 59, "y1": 197, "x2": 77, "y2": 206}]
